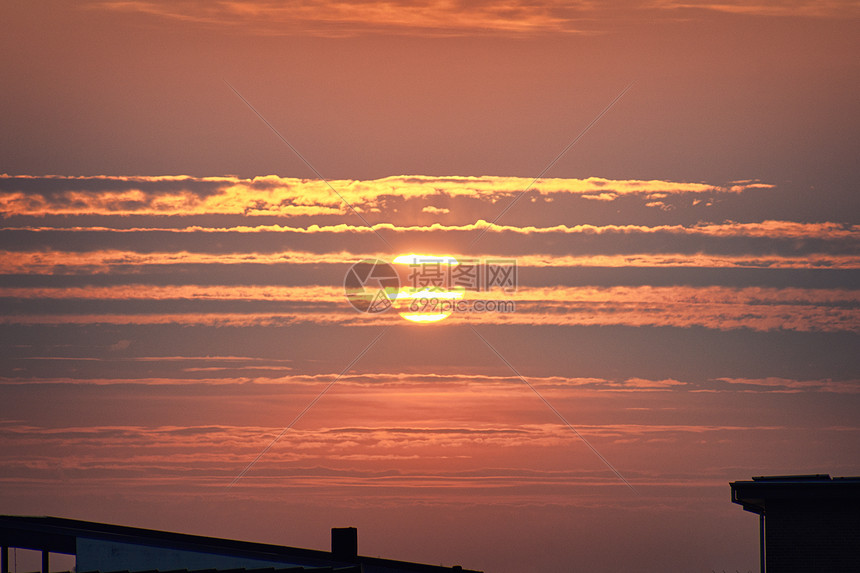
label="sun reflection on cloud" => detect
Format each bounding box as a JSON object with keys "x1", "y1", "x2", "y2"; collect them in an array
[{"x1": 392, "y1": 254, "x2": 459, "y2": 265}]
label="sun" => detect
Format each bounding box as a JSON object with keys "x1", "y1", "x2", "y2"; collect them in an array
[{"x1": 392, "y1": 254, "x2": 464, "y2": 324}]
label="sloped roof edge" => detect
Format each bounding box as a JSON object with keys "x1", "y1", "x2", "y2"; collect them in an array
[{"x1": 0, "y1": 516, "x2": 481, "y2": 573}]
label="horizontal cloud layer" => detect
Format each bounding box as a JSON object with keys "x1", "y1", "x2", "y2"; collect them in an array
[
  {"x1": 0, "y1": 174, "x2": 760, "y2": 217},
  {"x1": 3, "y1": 250, "x2": 858, "y2": 274},
  {"x1": 87, "y1": 1, "x2": 859, "y2": 38},
  {"x1": 1, "y1": 284, "x2": 856, "y2": 332}
]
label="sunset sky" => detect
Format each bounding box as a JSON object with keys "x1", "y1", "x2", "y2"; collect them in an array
[{"x1": 1, "y1": 2, "x2": 859, "y2": 572}]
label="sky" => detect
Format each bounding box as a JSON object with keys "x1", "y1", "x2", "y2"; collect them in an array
[{"x1": 1, "y1": 2, "x2": 859, "y2": 572}]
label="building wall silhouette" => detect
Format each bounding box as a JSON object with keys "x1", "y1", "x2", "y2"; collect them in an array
[{"x1": 731, "y1": 474, "x2": 860, "y2": 573}]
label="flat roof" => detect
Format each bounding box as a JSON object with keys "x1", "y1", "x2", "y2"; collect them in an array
[{"x1": 730, "y1": 474, "x2": 860, "y2": 515}]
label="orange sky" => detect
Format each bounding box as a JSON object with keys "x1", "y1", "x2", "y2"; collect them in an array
[{"x1": 1, "y1": 2, "x2": 859, "y2": 573}]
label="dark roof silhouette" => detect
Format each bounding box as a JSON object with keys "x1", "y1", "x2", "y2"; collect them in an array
[
  {"x1": 78, "y1": 569, "x2": 361, "y2": 573},
  {"x1": 731, "y1": 474, "x2": 860, "y2": 513},
  {"x1": 0, "y1": 516, "x2": 480, "y2": 573}
]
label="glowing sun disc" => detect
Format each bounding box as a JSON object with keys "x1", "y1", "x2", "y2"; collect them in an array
[
  {"x1": 398, "y1": 313, "x2": 451, "y2": 323},
  {"x1": 392, "y1": 254, "x2": 463, "y2": 324}
]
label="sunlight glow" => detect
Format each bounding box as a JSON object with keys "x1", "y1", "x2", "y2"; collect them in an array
[
  {"x1": 392, "y1": 254, "x2": 459, "y2": 265},
  {"x1": 397, "y1": 312, "x2": 451, "y2": 323},
  {"x1": 392, "y1": 255, "x2": 463, "y2": 324}
]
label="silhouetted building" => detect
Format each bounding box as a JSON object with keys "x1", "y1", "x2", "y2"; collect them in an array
[
  {"x1": 0, "y1": 516, "x2": 480, "y2": 573},
  {"x1": 730, "y1": 474, "x2": 860, "y2": 573}
]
